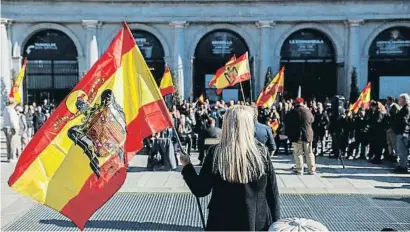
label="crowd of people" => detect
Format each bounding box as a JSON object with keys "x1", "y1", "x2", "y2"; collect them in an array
[
  {"x1": 2, "y1": 99, "x2": 54, "y2": 162},
  {"x1": 151, "y1": 93, "x2": 410, "y2": 174},
  {"x1": 2, "y1": 93, "x2": 410, "y2": 174}
]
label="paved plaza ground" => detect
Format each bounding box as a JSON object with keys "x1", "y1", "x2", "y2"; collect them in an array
[{"x1": 1, "y1": 136, "x2": 410, "y2": 231}]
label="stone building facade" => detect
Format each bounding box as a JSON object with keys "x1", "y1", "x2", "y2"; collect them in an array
[{"x1": 1, "y1": 0, "x2": 410, "y2": 105}]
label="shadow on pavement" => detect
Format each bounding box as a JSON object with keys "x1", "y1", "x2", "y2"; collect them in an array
[
  {"x1": 39, "y1": 219, "x2": 202, "y2": 231},
  {"x1": 322, "y1": 174, "x2": 409, "y2": 183},
  {"x1": 375, "y1": 185, "x2": 410, "y2": 190}
]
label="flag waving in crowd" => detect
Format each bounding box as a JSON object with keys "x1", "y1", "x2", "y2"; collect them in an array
[
  {"x1": 350, "y1": 82, "x2": 371, "y2": 113},
  {"x1": 256, "y1": 67, "x2": 285, "y2": 108},
  {"x1": 208, "y1": 52, "x2": 251, "y2": 94},
  {"x1": 159, "y1": 65, "x2": 175, "y2": 96},
  {"x1": 9, "y1": 57, "x2": 27, "y2": 103},
  {"x1": 8, "y1": 22, "x2": 173, "y2": 230}
]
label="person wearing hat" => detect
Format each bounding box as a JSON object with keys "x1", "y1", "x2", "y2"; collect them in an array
[
  {"x1": 2, "y1": 98, "x2": 20, "y2": 162},
  {"x1": 284, "y1": 97, "x2": 316, "y2": 175}
]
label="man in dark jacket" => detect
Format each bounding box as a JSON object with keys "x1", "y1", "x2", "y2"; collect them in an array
[
  {"x1": 253, "y1": 107, "x2": 276, "y2": 155},
  {"x1": 198, "y1": 118, "x2": 222, "y2": 164},
  {"x1": 393, "y1": 93, "x2": 410, "y2": 173},
  {"x1": 33, "y1": 106, "x2": 46, "y2": 133},
  {"x1": 284, "y1": 98, "x2": 316, "y2": 175}
]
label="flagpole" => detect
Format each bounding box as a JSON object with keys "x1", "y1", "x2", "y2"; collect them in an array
[
  {"x1": 172, "y1": 128, "x2": 206, "y2": 229},
  {"x1": 250, "y1": 56, "x2": 255, "y2": 102},
  {"x1": 239, "y1": 82, "x2": 246, "y2": 102}
]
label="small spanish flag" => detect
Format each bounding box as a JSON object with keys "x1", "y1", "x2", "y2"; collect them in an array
[
  {"x1": 9, "y1": 57, "x2": 27, "y2": 103},
  {"x1": 256, "y1": 67, "x2": 285, "y2": 108},
  {"x1": 159, "y1": 65, "x2": 175, "y2": 96},
  {"x1": 269, "y1": 120, "x2": 280, "y2": 136},
  {"x1": 350, "y1": 82, "x2": 371, "y2": 113},
  {"x1": 209, "y1": 52, "x2": 251, "y2": 94},
  {"x1": 198, "y1": 94, "x2": 205, "y2": 104},
  {"x1": 8, "y1": 22, "x2": 173, "y2": 230}
]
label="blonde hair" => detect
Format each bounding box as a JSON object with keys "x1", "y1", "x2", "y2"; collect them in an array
[{"x1": 213, "y1": 105, "x2": 266, "y2": 184}]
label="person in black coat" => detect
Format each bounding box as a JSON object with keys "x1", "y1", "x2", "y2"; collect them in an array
[
  {"x1": 198, "y1": 118, "x2": 222, "y2": 164},
  {"x1": 312, "y1": 103, "x2": 329, "y2": 156},
  {"x1": 367, "y1": 101, "x2": 387, "y2": 164},
  {"x1": 180, "y1": 105, "x2": 280, "y2": 231},
  {"x1": 347, "y1": 108, "x2": 369, "y2": 159},
  {"x1": 33, "y1": 106, "x2": 46, "y2": 133}
]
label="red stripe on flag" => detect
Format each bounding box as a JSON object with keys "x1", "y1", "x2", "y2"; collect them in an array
[
  {"x1": 160, "y1": 86, "x2": 175, "y2": 96},
  {"x1": 8, "y1": 24, "x2": 136, "y2": 187},
  {"x1": 124, "y1": 99, "x2": 173, "y2": 160},
  {"x1": 60, "y1": 157, "x2": 127, "y2": 230}
]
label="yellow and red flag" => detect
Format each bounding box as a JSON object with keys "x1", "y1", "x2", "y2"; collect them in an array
[
  {"x1": 256, "y1": 67, "x2": 285, "y2": 108},
  {"x1": 269, "y1": 119, "x2": 280, "y2": 135},
  {"x1": 208, "y1": 52, "x2": 251, "y2": 94},
  {"x1": 350, "y1": 82, "x2": 371, "y2": 113},
  {"x1": 159, "y1": 65, "x2": 174, "y2": 96},
  {"x1": 9, "y1": 57, "x2": 27, "y2": 103},
  {"x1": 198, "y1": 94, "x2": 205, "y2": 104},
  {"x1": 8, "y1": 22, "x2": 173, "y2": 230}
]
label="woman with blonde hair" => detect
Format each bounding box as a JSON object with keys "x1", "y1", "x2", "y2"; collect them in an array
[{"x1": 180, "y1": 105, "x2": 280, "y2": 231}]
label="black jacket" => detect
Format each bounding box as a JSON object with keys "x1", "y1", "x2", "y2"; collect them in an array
[
  {"x1": 199, "y1": 126, "x2": 222, "y2": 160},
  {"x1": 284, "y1": 105, "x2": 314, "y2": 142},
  {"x1": 255, "y1": 121, "x2": 276, "y2": 153},
  {"x1": 312, "y1": 111, "x2": 329, "y2": 136},
  {"x1": 33, "y1": 111, "x2": 46, "y2": 132},
  {"x1": 182, "y1": 146, "x2": 280, "y2": 231},
  {"x1": 393, "y1": 104, "x2": 410, "y2": 135}
]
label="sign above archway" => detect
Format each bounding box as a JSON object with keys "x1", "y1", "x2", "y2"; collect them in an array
[
  {"x1": 131, "y1": 30, "x2": 164, "y2": 60},
  {"x1": 281, "y1": 29, "x2": 335, "y2": 59},
  {"x1": 195, "y1": 30, "x2": 248, "y2": 59},
  {"x1": 369, "y1": 27, "x2": 410, "y2": 57},
  {"x1": 24, "y1": 29, "x2": 78, "y2": 60}
]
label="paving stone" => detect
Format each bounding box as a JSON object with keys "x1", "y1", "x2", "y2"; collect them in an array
[{"x1": 3, "y1": 193, "x2": 410, "y2": 231}]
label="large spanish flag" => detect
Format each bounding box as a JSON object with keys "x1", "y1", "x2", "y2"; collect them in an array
[
  {"x1": 208, "y1": 52, "x2": 251, "y2": 94},
  {"x1": 256, "y1": 67, "x2": 285, "y2": 108},
  {"x1": 8, "y1": 22, "x2": 173, "y2": 230},
  {"x1": 9, "y1": 57, "x2": 27, "y2": 103},
  {"x1": 350, "y1": 82, "x2": 371, "y2": 113},
  {"x1": 159, "y1": 65, "x2": 175, "y2": 96}
]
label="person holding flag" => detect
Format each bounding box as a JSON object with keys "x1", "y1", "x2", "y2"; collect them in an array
[
  {"x1": 8, "y1": 22, "x2": 174, "y2": 230},
  {"x1": 9, "y1": 58, "x2": 27, "y2": 104}
]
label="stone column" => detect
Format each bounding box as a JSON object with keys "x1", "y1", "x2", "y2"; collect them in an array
[
  {"x1": 256, "y1": 21, "x2": 274, "y2": 96},
  {"x1": 170, "y1": 21, "x2": 188, "y2": 99},
  {"x1": 1, "y1": 18, "x2": 12, "y2": 109},
  {"x1": 82, "y1": 20, "x2": 100, "y2": 70},
  {"x1": 346, "y1": 20, "x2": 363, "y2": 96}
]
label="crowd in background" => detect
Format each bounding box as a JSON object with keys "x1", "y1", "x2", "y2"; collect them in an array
[
  {"x1": 2, "y1": 93, "x2": 410, "y2": 173},
  {"x1": 2, "y1": 98, "x2": 55, "y2": 162}
]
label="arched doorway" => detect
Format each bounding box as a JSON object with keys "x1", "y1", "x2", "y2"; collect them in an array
[
  {"x1": 23, "y1": 29, "x2": 79, "y2": 105},
  {"x1": 280, "y1": 29, "x2": 336, "y2": 101},
  {"x1": 368, "y1": 27, "x2": 410, "y2": 100},
  {"x1": 132, "y1": 30, "x2": 165, "y2": 84},
  {"x1": 194, "y1": 30, "x2": 250, "y2": 102}
]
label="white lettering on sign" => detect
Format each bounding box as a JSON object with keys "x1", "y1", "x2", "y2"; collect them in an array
[
  {"x1": 34, "y1": 43, "x2": 58, "y2": 50},
  {"x1": 289, "y1": 40, "x2": 324, "y2": 44},
  {"x1": 212, "y1": 40, "x2": 233, "y2": 45},
  {"x1": 135, "y1": 38, "x2": 147, "y2": 44}
]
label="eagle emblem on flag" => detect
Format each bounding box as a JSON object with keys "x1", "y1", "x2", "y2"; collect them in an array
[
  {"x1": 224, "y1": 65, "x2": 238, "y2": 84},
  {"x1": 67, "y1": 89, "x2": 126, "y2": 178}
]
